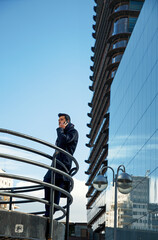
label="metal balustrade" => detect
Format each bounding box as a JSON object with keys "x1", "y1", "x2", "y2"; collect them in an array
[{"x1": 0, "y1": 128, "x2": 79, "y2": 240}]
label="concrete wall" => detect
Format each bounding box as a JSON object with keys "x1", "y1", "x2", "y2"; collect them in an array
[{"x1": 0, "y1": 209, "x2": 65, "y2": 240}]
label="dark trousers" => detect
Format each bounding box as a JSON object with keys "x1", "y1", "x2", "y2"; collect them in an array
[{"x1": 43, "y1": 169, "x2": 64, "y2": 216}]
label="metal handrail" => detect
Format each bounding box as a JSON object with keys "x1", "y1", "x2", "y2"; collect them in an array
[
  {"x1": 0, "y1": 128, "x2": 79, "y2": 170},
  {"x1": 0, "y1": 153, "x2": 74, "y2": 183},
  {"x1": 0, "y1": 128, "x2": 79, "y2": 240}
]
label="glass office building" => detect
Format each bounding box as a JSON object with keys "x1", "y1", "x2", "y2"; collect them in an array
[
  {"x1": 86, "y1": 0, "x2": 158, "y2": 239},
  {"x1": 107, "y1": 0, "x2": 158, "y2": 238}
]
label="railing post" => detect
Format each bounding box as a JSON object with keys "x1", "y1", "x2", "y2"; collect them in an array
[
  {"x1": 48, "y1": 154, "x2": 56, "y2": 240},
  {"x1": 65, "y1": 197, "x2": 70, "y2": 240},
  {"x1": 9, "y1": 188, "x2": 14, "y2": 210}
]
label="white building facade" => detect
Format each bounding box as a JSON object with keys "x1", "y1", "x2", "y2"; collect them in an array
[{"x1": 0, "y1": 168, "x2": 14, "y2": 210}]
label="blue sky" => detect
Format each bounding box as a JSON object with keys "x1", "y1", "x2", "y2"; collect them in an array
[{"x1": 0, "y1": 0, "x2": 94, "y2": 221}]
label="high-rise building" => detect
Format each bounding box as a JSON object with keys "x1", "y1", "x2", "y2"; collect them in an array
[
  {"x1": 105, "y1": 0, "x2": 158, "y2": 237},
  {"x1": 85, "y1": 0, "x2": 145, "y2": 234}
]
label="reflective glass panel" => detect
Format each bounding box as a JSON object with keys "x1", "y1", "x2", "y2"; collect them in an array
[{"x1": 108, "y1": 0, "x2": 158, "y2": 237}]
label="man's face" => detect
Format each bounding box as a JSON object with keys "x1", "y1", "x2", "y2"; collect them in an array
[{"x1": 58, "y1": 116, "x2": 66, "y2": 127}]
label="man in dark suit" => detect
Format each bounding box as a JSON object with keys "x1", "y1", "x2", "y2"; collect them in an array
[{"x1": 43, "y1": 113, "x2": 78, "y2": 217}]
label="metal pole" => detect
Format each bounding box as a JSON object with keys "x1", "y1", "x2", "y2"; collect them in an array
[
  {"x1": 65, "y1": 197, "x2": 70, "y2": 240},
  {"x1": 9, "y1": 188, "x2": 14, "y2": 210},
  {"x1": 49, "y1": 155, "x2": 56, "y2": 240},
  {"x1": 114, "y1": 174, "x2": 117, "y2": 240},
  {"x1": 9, "y1": 196, "x2": 12, "y2": 210}
]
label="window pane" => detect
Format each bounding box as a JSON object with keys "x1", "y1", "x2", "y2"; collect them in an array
[
  {"x1": 115, "y1": 4, "x2": 129, "y2": 12},
  {"x1": 129, "y1": 17, "x2": 137, "y2": 32},
  {"x1": 129, "y1": 0, "x2": 144, "y2": 11},
  {"x1": 112, "y1": 54, "x2": 123, "y2": 63},
  {"x1": 113, "y1": 18, "x2": 128, "y2": 35},
  {"x1": 113, "y1": 40, "x2": 128, "y2": 49}
]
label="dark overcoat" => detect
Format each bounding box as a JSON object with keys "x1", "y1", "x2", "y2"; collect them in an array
[{"x1": 55, "y1": 123, "x2": 78, "y2": 179}]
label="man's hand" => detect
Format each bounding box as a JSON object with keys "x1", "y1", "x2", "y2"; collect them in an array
[{"x1": 59, "y1": 122, "x2": 68, "y2": 129}]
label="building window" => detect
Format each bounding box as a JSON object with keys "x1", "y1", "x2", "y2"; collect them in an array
[
  {"x1": 112, "y1": 54, "x2": 123, "y2": 63},
  {"x1": 129, "y1": 17, "x2": 137, "y2": 32},
  {"x1": 129, "y1": 0, "x2": 144, "y2": 11},
  {"x1": 112, "y1": 18, "x2": 128, "y2": 35},
  {"x1": 111, "y1": 69, "x2": 117, "y2": 78},
  {"x1": 114, "y1": 4, "x2": 129, "y2": 12},
  {"x1": 81, "y1": 229, "x2": 87, "y2": 237},
  {"x1": 113, "y1": 40, "x2": 128, "y2": 49}
]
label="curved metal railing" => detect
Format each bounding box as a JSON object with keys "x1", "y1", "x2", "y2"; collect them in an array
[{"x1": 0, "y1": 128, "x2": 79, "y2": 240}]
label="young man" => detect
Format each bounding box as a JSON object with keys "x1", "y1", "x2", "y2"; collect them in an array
[{"x1": 43, "y1": 113, "x2": 78, "y2": 217}]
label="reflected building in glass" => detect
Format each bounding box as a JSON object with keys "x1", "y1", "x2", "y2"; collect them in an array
[
  {"x1": 86, "y1": 0, "x2": 158, "y2": 239},
  {"x1": 106, "y1": 176, "x2": 158, "y2": 231}
]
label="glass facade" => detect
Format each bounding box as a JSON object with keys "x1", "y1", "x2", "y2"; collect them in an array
[{"x1": 106, "y1": 0, "x2": 158, "y2": 238}]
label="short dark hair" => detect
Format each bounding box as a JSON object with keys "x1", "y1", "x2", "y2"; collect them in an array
[{"x1": 58, "y1": 113, "x2": 71, "y2": 122}]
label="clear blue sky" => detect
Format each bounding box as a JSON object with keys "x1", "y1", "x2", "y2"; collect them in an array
[{"x1": 0, "y1": 0, "x2": 94, "y2": 182}]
